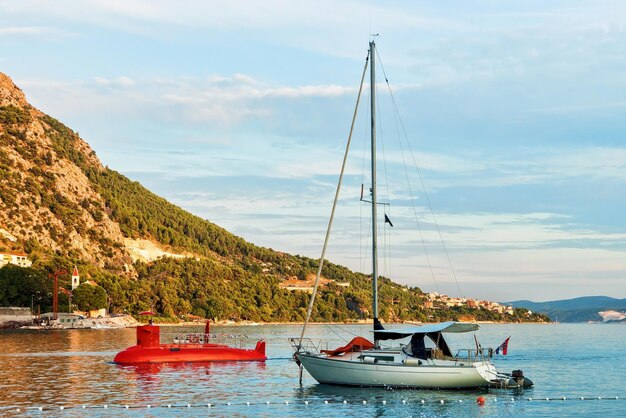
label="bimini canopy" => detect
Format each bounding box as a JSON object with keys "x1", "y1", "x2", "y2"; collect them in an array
[{"x1": 373, "y1": 321, "x2": 479, "y2": 341}]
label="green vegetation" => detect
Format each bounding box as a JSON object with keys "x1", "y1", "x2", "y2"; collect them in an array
[
  {"x1": 41, "y1": 114, "x2": 90, "y2": 172},
  {"x1": 2, "y1": 258, "x2": 548, "y2": 323},
  {"x1": 0, "y1": 265, "x2": 51, "y2": 309},
  {"x1": 72, "y1": 283, "x2": 108, "y2": 311},
  {"x1": 0, "y1": 105, "x2": 31, "y2": 125}
]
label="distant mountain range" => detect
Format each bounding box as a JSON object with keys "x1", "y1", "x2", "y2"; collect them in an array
[{"x1": 505, "y1": 296, "x2": 626, "y2": 323}]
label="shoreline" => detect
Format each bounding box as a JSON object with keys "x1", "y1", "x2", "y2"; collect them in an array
[
  {"x1": 4, "y1": 315, "x2": 553, "y2": 330},
  {"x1": 158, "y1": 319, "x2": 552, "y2": 327}
]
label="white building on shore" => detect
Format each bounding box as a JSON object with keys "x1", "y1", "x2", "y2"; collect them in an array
[{"x1": 0, "y1": 252, "x2": 32, "y2": 268}]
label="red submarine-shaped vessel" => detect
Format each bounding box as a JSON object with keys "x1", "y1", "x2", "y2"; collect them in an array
[{"x1": 114, "y1": 321, "x2": 266, "y2": 364}]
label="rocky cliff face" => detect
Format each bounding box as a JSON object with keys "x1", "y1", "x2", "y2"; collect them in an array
[{"x1": 0, "y1": 73, "x2": 133, "y2": 273}]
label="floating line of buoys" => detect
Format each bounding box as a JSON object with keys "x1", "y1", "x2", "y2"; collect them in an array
[
  {"x1": 526, "y1": 396, "x2": 620, "y2": 401},
  {"x1": 5, "y1": 396, "x2": 623, "y2": 412}
]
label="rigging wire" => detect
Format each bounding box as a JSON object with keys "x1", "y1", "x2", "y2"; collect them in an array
[
  {"x1": 322, "y1": 323, "x2": 349, "y2": 342},
  {"x1": 323, "y1": 322, "x2": 361, "y2": 340},
  {"x1": 376, "y1": 73, "x2": 393, "y2": 281},
  {"x1": 394, "y1": 111, "x2": 441, "y2": 295},
  {"x1": 376, "y1": 48, "x2": 464, "y2": 298},
  {"x1": 359, "y1": 84, "x2": 371, "y2": 274},
  {"x1": 298, "y1": 51, "x2": 371, "y2": 347}
]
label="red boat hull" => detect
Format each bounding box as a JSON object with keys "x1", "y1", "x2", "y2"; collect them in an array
[{"x1": 114, "y1": 325, "x2": 266, "y2": 364}]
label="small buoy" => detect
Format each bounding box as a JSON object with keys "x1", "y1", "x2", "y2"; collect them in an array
[
  {"x1": 103, "y1": 405, "x2": 108, "y2": 409},
  {"x1": 324, "y1": 400, "x2": 328, "y2": 404},
  {"x1": 476, "y1": 396, "x2": 486, "y2": 406},
  {"x1": 420, "y1": 399, "x2": 425, "y2": 404},
  {"x1": 187, "y1": 404, "x2": 191, "y2": 408},
  {"x1": 15, "y1": 409, "x2": 20, "y2": 412},
  {"x1": 266, "y1": 401, "x2": 270, "y2": 405},
  {"x1": 147, "y1": 404, "x2": 151, "y2": 409},
  {"x1": 167, "y1": 404, "x2": 171, "y2": 408},
  {"x1": 545, "y1": 397, "x2": 549, "y2": 401},
  {"x1": 285, "y1": 401, "x2": 289, "y2": 405},
  {"x1": 59, "y1": 406, "x2": 64, "y2": 410},
  {"x1": 402, "y1": 400, "x2": 407, "y2": 404},
  {"x1": 362, "y1": 400, "x2": 367, "y2": 405},
  {"x1": 494, "y1": 398, "x2": 498, "y2": 403},
  {"x1": 125, "y1": 405, "x2": 129, "y2": 409},
  {"x1": 528, "y1": 397, "x2": 533, "y2": 401},
  {"x1": 458, "y1": 400, "x2": 463, "y2": 403},
  {"x1": 510, "y1": 398, "x2": 515, "y2": 402},
  {"x1": 227, "y1": 402, "x2": 231, "y2": 406},
  {"x1": 343, "y1": 400, "x2": 347, "y2": 404},
  {"x1": 38, "y1": 407, "x2": 43, "y2": 411},
  {"x1": 382, "y1": 400, "x2": 386, "y2": 405},
  {"x1": 246, "y1": 402, "x2": 250, "y2": 406},
  {"x1": 207, "y1": 403, "x2": 212, "y2": 407},
  {"x1": 598, "y1": 397, "x2": 602, "y2": 400},
  {"x1": 304, "y1": 400, "x2": 309, "y2": 405},
  {"x1": 562, "y1": 397, "x2": 566, "y2": 401},
  {"x1": 440, "y1": 400, "x2": 444, "y2": 404},
  {"x1": 615, "y1": 397, "x2": 619, "y2": 400},
  {"x1": 82, "y1": 405, "x2": 87, "y2": 409}
]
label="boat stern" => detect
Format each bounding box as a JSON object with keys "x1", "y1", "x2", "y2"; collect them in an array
[
  {"x1": 490, "y1": 369, "x2": 534, "y2": 389},
  {"x1": 254, "y1": 340, "x2": 266, "y2": 357}
]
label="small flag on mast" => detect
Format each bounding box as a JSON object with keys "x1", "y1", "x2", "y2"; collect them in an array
[
  {"x1": 495, "y1": 336, "x2": 511, "y2": 355},
  {"x1": 384, "y1": 214, "x2": 393, "y2": 227}
]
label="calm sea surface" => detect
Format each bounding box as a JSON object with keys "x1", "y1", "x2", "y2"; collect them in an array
[{"x1": 0, "y1": 323, "x2": 624, "y2": 417}]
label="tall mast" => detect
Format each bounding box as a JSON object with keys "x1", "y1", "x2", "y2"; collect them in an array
[{"x1": 369, "y1": 40, "x2": 379, "y2": 326}]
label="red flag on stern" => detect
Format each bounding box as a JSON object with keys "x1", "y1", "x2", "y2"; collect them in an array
[{"x1": 495, "y1": 336, "x2": 511, "y2": 355}]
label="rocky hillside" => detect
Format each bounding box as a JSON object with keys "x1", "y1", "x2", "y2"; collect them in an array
[
  {"x1": 0, "y1": 72, "x2": 253, "y2": 275},
  {"x1": 0, "y1": 73, "x2": 133, "y2": 272},
  {"x1": 0, "y1": 72, "x2": 549, "y2": 323}
]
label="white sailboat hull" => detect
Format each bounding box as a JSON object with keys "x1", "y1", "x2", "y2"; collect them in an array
[{"x1": 298, "y1": 352, "x2": 496, "y2": 389}]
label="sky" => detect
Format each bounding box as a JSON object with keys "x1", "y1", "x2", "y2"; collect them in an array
[{"x1": 1, "y1": 0, "x2": 625, "y2": 302}]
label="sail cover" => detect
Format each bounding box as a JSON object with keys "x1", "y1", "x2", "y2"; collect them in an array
[
  {"x1": 374, "y1": 321, "x2": 479, "y2": 341},
  {"x1": 321, "y1": 337, "x2": 375, "y2": 356}
]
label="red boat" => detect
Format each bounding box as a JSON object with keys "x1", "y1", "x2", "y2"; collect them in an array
[{"x1": 114, "y1": 322, "x2": 266, "y2": 364}]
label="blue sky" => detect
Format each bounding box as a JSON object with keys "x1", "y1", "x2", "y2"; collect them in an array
[{"x1": 2, "y1": 0, "x2": 625, "y2": 301}]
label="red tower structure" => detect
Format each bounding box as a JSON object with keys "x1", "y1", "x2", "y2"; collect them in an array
[{"x1": 49, "y1": 270, "x2": 69, "y2": 320}]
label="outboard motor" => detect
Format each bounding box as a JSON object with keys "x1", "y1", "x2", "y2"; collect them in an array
[{"x1": 512, "y1": 369, "x2": 533, "y2": 388}]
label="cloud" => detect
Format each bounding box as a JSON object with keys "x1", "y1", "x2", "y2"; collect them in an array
[
  {"x1": 527, "y1": 101, "x2": 626, "y2": 115},
  {"x1": 161, "y1": 80, "x2": 356, "y2": 102},
  {"x1": 0, "y1": 0, "x2": 463, "y2": 63},
  {"x1": 18, "y1": 74, "x2": 361, "y2": 131},
  {"x1": 0, "y1": 26, "x2": 46, "y2": 35},
  {"x1": 0, "y1": 25, "x2": 76, "y2": 40},
  {"x1": 158, "y1": 172, "x2": 626, "y2": 301},
  {"x1": 18, "y1": 75, "x2": 626, "y2": 188},
  {"x1": 399, "y1": 147, "x2": 626, "y2": 191},
  {"x1": 0, "y1": 0, "x2": 452, "y2": 31},
  {"x1": 93, "y1": 76, "x2": 136, "y2": 88},
  {"x1": 7, "y1": 0, "x2": 626, "y2": 301}
]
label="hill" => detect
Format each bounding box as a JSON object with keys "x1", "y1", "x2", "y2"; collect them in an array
[
  {"x1": 0, "y1": 72, "x2": 548, "y2": 324},
  {"x1": 505, "y1": 297, "x2": 626, "y2": 323}
]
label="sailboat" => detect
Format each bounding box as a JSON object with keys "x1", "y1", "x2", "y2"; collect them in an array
[{"x1": 290, "y1": 40, "x2": 532, "y2": 389}]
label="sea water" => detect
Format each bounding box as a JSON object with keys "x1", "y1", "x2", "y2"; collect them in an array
[{"x1": 0, "y1": 323, "x2": 624, "y2": 417}]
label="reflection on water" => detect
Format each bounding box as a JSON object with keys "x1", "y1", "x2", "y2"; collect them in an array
[{"x1": 0, "y1": 324, "x2": 624, "y2": 417}]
